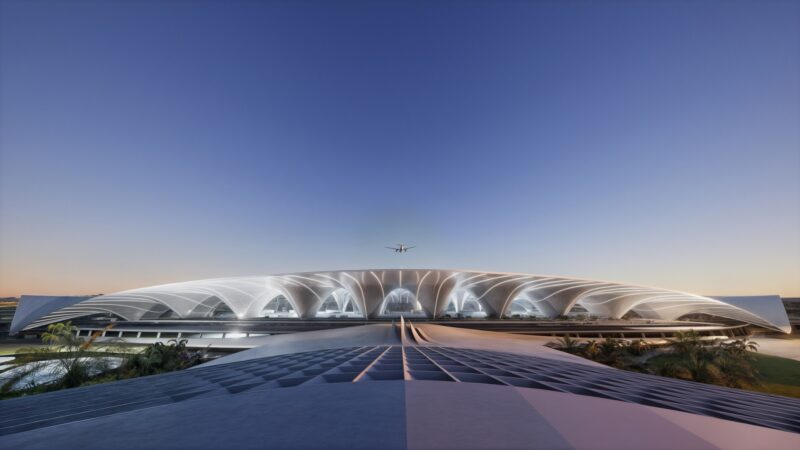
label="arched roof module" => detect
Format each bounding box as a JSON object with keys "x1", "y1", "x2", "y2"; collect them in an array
[{"x1": 10, "y1": 270, "x2": 791, "y2": 333}]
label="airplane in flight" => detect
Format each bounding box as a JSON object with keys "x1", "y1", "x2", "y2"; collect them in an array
[{"x1": 386, "y1": 244, "x2": 415, "y2": 253}]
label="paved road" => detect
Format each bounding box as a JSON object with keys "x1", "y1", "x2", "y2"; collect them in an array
[{"x1": 750, "y1": 337, "x2": 800, "y2": 362}]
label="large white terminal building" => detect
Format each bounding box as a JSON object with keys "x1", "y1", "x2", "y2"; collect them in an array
[{"x1": 11, "y1": 269, "x2": 791, "y2": 335}]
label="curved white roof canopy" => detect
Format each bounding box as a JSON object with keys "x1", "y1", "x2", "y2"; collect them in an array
[{"x1": 11, "y1": 269, "x2": 791, "y2": 333}]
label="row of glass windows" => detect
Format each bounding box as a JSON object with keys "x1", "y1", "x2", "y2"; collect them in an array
[
  {"x1": 98, "y1": 289, "x2": 702, "y2": 321},
  {"x1": 134, "y1": 289, "x2": 569, "y2": 320},
  {"x1": 267, "y1": 288, "x2": 546, "y2": 319},
  {"x1": 76, "y1": 329, "x2": 270, "y2": 339}
]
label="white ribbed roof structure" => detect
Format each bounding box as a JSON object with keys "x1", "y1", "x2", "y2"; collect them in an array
[{"x1": 11, "y1": 269, "x2": 791, "y2": 333}]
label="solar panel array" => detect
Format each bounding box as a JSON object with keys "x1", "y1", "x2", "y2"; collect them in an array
[{"x1": 1, "y1": 345, "x2": 799, "y2": 437}]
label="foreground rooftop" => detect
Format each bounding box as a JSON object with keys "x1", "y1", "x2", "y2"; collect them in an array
[{"x1": 1, "y1": 323, "x2": 799, "y2": 450}]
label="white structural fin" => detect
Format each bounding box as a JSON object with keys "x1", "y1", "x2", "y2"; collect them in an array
[{"x1": 709, "y1": 295, "x2": 791, "y2": 334}]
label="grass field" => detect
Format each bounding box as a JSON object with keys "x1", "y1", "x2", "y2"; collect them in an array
[
  {"x1": 750, "y1": 353, "x2": 800, "y2": 398},
  {"x1": 0, "y1": 342, "x2": 45, "y2": 356},
  {"x1": 645, "y1": 352, "x2": 800, "y2": 399}
]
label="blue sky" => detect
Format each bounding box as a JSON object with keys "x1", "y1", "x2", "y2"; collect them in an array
[{"x1": 1, "y1": 0, "x2": 798, "y2": 296}]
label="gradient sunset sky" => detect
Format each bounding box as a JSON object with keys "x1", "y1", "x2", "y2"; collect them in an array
[{"x1": 1, "y1": 0, "x2": 798, "y2": 298}]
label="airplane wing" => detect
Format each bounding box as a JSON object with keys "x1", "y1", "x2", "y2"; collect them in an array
[
  {"x1": 406, "y1": 246, "x2": 416, "y2": 249},
  {"x1": 386, "y1": 246, "x2": 398, "y2": 250}
]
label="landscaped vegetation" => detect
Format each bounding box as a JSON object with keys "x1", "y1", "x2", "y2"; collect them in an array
[
  {"x1": 750, "y1": 353, "x2": 800, "y2": 398},
  {"x1": 0, "y1": 322, "x2": 205, "y2": 399},
  {"x1": 549, "y1": 330, "x2": 800, "y2": 398}
]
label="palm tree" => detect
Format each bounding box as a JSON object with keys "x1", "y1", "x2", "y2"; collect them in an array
[
  {"x1": 658, "y1": 330, "x2": 710, "y2": 382},
  {"x1": 657, "y1": 331, "x2": 762, "y2": 387},
  {"x1": 552, "y1": 334, "x2": 581, "y2": 354},
  {"x1": 582, "y1": 340, "x2": 601, "y2": 360},
  {"x1": 628, "y1": 339, "x2": 650, "y2": 356},
  {"x1": 123, "y1": 339, "x2": 202, "y2": 376},
  {"x1": 14, "y1": 322, "x2": 124, "y2": 390},
  {"x1": 668, "y1": 330, "x2": 703, "y2": 355},
  {"x1": 593, "y1": 337, "x2": 631, "y2": 367},
  {"x1": 712, "y1": 338, "x2": 760, "y2": 388},
  {"x1": 720, "y1": 338, "x2": 758, "y2": 357},
  {"x1": 0, "y1": 360, "x2": 47, "y2": 394},
  {"x1": 599, "y1": 338, "x2": 622, "y2": 357}
]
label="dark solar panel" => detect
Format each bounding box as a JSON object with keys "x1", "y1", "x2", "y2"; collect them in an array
[{"x1": 1, "y1": 345, "x2": 798, "y2": 436}]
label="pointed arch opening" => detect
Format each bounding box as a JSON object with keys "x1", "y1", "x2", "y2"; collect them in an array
[
  {"x1": 261, "y1": 295, "x2": 298, "y2": 318},
  {"x1": 621, "y1": 309, "x2": 642, "y2": 319},
  {"x1": 316, "y1": 288, "x2": 363, "y2": 318},
  {"x1": 504, "y1": 298, "x2": 541, "y2": 319},
  {"x1": 568, "y1": 303, "x2": 590, "y2": 319},
  {"x1": 443, "y1": 289, "x2": 487, "y2": 319},
  {"x1": 139, "y1": 303, "x2": 181, "y2": 320},
  {"x1": 379, "y1": 288, "x2": 426, "y2": 318},
  {"x1": 211, "y1": 302, "x2": 235, "y2": 319},
  {"x1": 187, "y1": 296, "x2": 233, "y2": 319}
]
